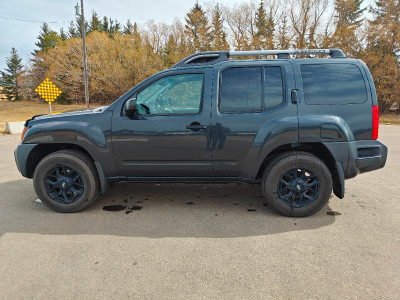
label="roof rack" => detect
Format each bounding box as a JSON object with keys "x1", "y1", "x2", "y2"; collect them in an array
[{"x1": 171, "y1": 48, "x2": 346, "y2": 68}]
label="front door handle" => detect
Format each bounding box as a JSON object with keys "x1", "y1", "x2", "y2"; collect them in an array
[{"x1": 186, "y1": 122, "x2": 207, "y2": 132}]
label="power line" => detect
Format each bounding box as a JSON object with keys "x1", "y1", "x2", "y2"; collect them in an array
[{"x1": 0, "y1": 16, "x2": 69, "y2": 24}]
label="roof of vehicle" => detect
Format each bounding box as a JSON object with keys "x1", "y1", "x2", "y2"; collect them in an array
[{"x1": 170, "y1": 49, "x2": 347, "y2": 69}]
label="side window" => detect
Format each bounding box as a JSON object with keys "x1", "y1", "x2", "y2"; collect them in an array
[
  {"x1": 220, "y1": 67, "x2": 262, "y2": 113},
  {"x1": 136, "y1": 73, "x2": 203, "y2": 115},
  {"x1": 264, "y1": 67, "x2": 284, "y2": 109},
  {"x1": 300, "y1": 64, "x2": 367, "y2": 105}
]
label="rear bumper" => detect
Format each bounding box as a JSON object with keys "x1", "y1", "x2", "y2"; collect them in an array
[
  {"x1": 323, "y1": 140, "x2": 388, "y2": 179},
  {"x1": 14, "y1": 143, "x2": 37, "y2": 178}
]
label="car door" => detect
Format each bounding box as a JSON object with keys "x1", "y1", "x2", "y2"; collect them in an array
[
  {"x1": 210, "y1": 61, "x2": 298, "y2": 178},
  {"x1": 111, "y1": 69, "x2": 212, "y2": 177}
]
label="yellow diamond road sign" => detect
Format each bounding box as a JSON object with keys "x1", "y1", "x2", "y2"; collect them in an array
[{"x1": 35, "y1": 78, "x2": 62, "y2": 103}]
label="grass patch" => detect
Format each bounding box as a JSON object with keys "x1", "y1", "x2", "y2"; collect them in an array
[{"x1": 0, "y1": 100, "x2": 100, "y2": 134}]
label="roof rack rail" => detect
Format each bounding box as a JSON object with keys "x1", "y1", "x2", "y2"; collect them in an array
[{"x1": 171, "y1": 48, "x2": 345, "y2": 68}]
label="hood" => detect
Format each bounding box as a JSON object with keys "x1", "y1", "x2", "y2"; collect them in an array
[{"x1": 32, "y1": 106, "x2": 109, "y2": 121}]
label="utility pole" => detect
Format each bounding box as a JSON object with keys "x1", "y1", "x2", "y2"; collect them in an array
[{"x1": 75, "y1": 1, "x2": 89, "y2": 108}]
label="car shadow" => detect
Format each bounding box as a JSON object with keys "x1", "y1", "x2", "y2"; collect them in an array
[{"x1": 0, "y1": 180, "x2": 337, "y2": 238}]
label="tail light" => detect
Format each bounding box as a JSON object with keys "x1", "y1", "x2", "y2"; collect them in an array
[
  {"x1": 372, "y1": 105, "x2": 379, "y2": 140},
  {"x1": 21, "y1": 126, "x2": 28, "y2": 141}
]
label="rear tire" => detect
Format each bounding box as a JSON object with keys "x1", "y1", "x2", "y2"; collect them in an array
[
  {"x1": 33, "y1": 150, "x2": 99, "y2": 213},
  {"x1": 262, "y1": 151, "x2": 332, "y2": 217}
]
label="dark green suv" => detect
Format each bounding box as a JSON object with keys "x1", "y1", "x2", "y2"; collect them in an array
[{"x1": 14, "y1": 49, "x2": 387, "y2": 216}]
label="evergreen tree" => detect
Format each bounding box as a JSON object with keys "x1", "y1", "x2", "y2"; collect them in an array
[
  {"x1": 110, "y1": 19, "x2": 121, "y2": 35},
  {"x1": 102, "y1": 16, "x2": 109, "y2": 33},
  {"x1": 132, "y1": 22, "x2": 141, "y2": 48},
  {"x1": 335, "y1": 0, "x2": 365, "y2": 27},
  {"x1": 254, "y1": 1, "x2": 275, "y2": 50},
  {"x1": 254, "y1": 0, "x2": 267, "y2": 49},
  {"x1": 210, "y1": 4, "x2": 229, "y2": 51},
  {"x1": 33, "y1": 22, "x2": 61, "y2": 54},
  {"x1": 68, "y1": 20, "x2": 79, "y2": 38},
  {"x1": 89, "y1": 11, "x2": 103, "y2": 33},
  {"x1": 1, "y1": 48, "x2": 23, "y2": 101},
  {"x1": 265, "y1": 15, "x2": 275, "y2": 49},
  {"x1": 371, "y1": 0, "x2": 400, "y2": 56},
  {"x1": 184, "y1": 2, "x2": 211, "y2": 52},
  {"x1": 330, "y1": 0, "x2": 366, "y2": 56},
  {"x1": 163, "y1": 34, "x2": 178, "y2": 67},
  {"x1": 277, "y1": 16, "x2": 290, "y2": 49},
  {"x1": 60, "y1": 28, "x2": 68, "y2": 41},
  {"x1": 42, "y1": 31, "x2": 62, "y2": 50},
  {"x1": 124, "y1": 19, "x2": 134, "y2": 35},
  {"x1": 75, "y1": 17, "x2": 89, "y2": 38},
  {"x1": 33, "y1": 22, "x2": 51, "y2": 54}
]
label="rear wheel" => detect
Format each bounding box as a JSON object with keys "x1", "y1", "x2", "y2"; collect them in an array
[
  {"x1": 262, "y1": 151, "x2": 332, "y2": 217},
  {"x1": 33, "y1": 150, "x2": 99, "y2": 213}
]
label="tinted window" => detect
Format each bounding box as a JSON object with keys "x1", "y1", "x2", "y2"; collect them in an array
[
  {"x1": 220, "y1": 67, "x2": 262, "y2": 113},
  {"x1": 301, "y1": 64, "x2": 367, "y2": 105},
  {"x1": 264, "y1": 67, "x2": 284, "y2": 109},
  {"x1": 136, "y1": 73, "x2": 203, "y2": 115}
]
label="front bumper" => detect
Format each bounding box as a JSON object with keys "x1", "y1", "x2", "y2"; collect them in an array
[
  {"x1": 14, "y1": 143, "x2": 37, "y2": 178},
  {"x1": 323, "y1": 140, "x2": 388, "y2": 179}
]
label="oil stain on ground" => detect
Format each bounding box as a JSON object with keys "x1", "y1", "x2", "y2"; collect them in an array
[
  {"x1": 103, "y1": 205, "x2": 126, "y2": 212},
  {"x1": 326, "y1": 210, "x2": 342, "y2": 216},
  {"x1": 125, "y1": 205, "x2": 143, "y2": 214}
]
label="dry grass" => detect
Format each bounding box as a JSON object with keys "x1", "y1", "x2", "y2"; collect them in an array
[
  {"x1": 380, "y1": 113, "x2": 400, "y2": 125},
  {"x1": 0, "y1": 100, "x2": 100, "y2": 134}
]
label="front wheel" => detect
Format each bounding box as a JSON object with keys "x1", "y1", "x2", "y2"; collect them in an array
[
  {"x1": 33, "y1": 150, "x2": 99, "y2": 213},
  {"x1": 262, "y1": 152, "x2": 332, "y2": 217}
]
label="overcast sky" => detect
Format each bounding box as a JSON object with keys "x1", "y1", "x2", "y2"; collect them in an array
[{"x1": 0, "y1": 0, "x2": 237, "y2": 71}]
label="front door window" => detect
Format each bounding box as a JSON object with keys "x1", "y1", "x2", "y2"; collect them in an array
[{"x1": 136, "y1": 73, "x2": 204, "y2": 115}]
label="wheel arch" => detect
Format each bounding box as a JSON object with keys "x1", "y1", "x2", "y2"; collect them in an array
[
  {"x1": 256, "y1": 142, "x2": 344, "y2": 199},
  {"x1": 26, "y1": 143, "x2": 109, "y2": 194},
  {"x1": 26, "y1": 143, "x2": 92, "y2": 178}
]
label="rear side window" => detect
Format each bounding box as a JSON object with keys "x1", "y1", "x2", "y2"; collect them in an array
[
  {"x1": 219, "y1": 66, "x2": 284, "y2": 113},
  {"x1": 220, "y1": 67, "x2": 262, "y2": 113},
  {"x1": 300, "y1": 64, "x2": 367, "y2": 105}
]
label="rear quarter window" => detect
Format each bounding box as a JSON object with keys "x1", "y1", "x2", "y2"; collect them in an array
[{"x1": 300, "y1": 64, "x2": 367, "y2": 105}]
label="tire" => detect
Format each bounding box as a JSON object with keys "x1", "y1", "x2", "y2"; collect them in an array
[
  {"x1": 262, "y1": 151, "x2": 332, "y2": 217},
  {"x1": 33, "y1": 150, "x2": 100, "y2": 213}
]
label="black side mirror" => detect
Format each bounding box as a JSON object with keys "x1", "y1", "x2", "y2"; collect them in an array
[{"x1": 125, "y1": 98, "x2": 137, "y2": 116}]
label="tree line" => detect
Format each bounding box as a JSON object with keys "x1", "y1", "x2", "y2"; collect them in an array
[{"x1": 1, "y1": 0, "x2": 399, "y2": 111}]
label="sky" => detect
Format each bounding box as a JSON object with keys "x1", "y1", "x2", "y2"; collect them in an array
[{"x1": 0, "y1": 0, "x2": 235, "y2": 71}]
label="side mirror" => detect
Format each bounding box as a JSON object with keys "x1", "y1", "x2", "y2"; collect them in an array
[{"x1": 125, "y1": 98, "x2": 137, "y2": 116}]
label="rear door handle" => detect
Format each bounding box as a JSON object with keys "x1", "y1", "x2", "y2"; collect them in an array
[
  {"x1": 291, "y1": 89, "x2": 299, "y2": 104},
  {"x1": 186, "y1": 122, "x2": 207, "y2": 131}
]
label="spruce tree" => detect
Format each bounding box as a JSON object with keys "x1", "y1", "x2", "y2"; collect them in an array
[
  {"x1": 124, "y1": 19, "x2": 134, "y2": 35},
  {"x1": 184, "y1": 2, "x2": 211, "y2": 52},
  {"x1": 68, "y1": 20, "x2": 79, "y2": 38},
  {"x1": 102, "y1": 16, "x2": 109, "y2": 33},
  {"x1": 89, "y1": 11, "x2": 103, "y2": 33},
  {"x1": 33, "y1": 22, "x2": 51, "y2": 54},
  {"x1": 210, "y1": 4, "x2": 229, "y2": 51},
  {"x1": 60, "y1": 28, "x2": 68, "y2": 41},
  {"x1": 254, "y1": 0, "x2": 267, "y2": 49},
  {"x1": 1, "y1": 48, "x2": 23, "y2": 101}
]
